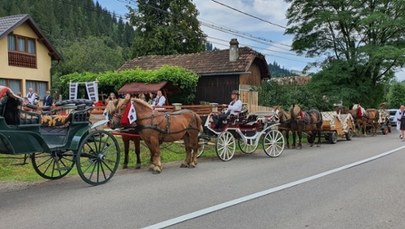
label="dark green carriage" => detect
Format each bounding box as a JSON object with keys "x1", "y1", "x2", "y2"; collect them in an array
[{"x1": 0, "y1": 92, "x2": 120, "y2": 185}]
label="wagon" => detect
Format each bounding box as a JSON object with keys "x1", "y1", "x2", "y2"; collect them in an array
[
  {"x1": 320, "y1": 111, "x2": 355, "y2": 144},
  {"x1": 0, "y1": 87, "x2": 120, "y2": 185},
  {"x1": 198, "y1": 110, "x2": 285, "y2": 161}
]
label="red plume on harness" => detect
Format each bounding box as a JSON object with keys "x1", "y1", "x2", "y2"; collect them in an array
[
  {"x1": 120, "y1": 102, "x2": 132, "y2": 126},
  {"x1": 357, "y1": 107, "x2": 363, "y2": 117},
  {"x1": 0, "y1": 87, "x2": 9, "y2": 98}
]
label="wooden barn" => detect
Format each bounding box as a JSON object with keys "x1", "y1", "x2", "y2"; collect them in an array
[{"x1": 118, "y1": 39, "x2": 270, "y2": 109}]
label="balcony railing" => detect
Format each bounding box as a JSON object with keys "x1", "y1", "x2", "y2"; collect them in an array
[{"x1": 8, "y1": 52, "x2": 37, "y2": 68}]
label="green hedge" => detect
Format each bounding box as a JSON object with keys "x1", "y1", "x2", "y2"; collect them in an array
[{"x1": 59, "y1": 65, "x2": 199, "y2": 104}]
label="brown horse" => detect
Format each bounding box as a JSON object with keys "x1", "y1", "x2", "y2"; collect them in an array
[
  {"x1": 290, "y1": 104, "x2": 323, "y2": 149},
  {"x1": 107, "y1": 97, "x2": 203, "y2": 173},
  {"x1": 351, "y1": 104, "x2": 379, "y2": 136},
  {"x1": 274, "y1": 106, "x2": 292, "y2": 149}
]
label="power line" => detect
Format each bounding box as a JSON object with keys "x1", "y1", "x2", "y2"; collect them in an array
[
  {"x1": 210, "y1": 0, "x2": 287, "y2": 29},
  {"x1": 209, "y1": 40, "x2": 310, "y2": 64},
  {"x1": 200, "y1": 19, "x2": 291, "y2": 49}
]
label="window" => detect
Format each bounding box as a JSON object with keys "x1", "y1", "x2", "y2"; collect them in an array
[
  {"x1": 26, "y1": 80, "x2": 47, "y2": 98},
  {"x1": 7, "y1": 35, "x2": 15, "y2": 51},
  {"x1": 0, "y1": 79, "x2": 22, "y2": 95},
  {"x1": 7, "y1": 34, "x2": 37, "y2": 68}
]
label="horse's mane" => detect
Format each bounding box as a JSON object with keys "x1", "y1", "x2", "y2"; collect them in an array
[
  {"x1": 131, "y1": 98, "x2": 153, "y2": 110},
  {"x1": 105, "y1": 99, "x2": 118, "y2": 114}
]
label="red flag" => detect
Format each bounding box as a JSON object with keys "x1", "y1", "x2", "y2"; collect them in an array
[{"x1": 120, "y1": 102, "x2": 131, "y2": 126}]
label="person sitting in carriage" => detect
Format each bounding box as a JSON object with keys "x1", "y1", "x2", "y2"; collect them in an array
[{"x1": 213, "y1": 90, "x2": 243, "y2": 130}]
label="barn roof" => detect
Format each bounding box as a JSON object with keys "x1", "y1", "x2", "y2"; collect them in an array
[
  {"x1": 118, "y1": 81, "x2": 168, "y2": 94},
  {"x1": 0, "y1": 14, "x2": 61, "y2": 60},
  {"x1": 119, "y1": 47, "x2": 270, "y2": 79}
]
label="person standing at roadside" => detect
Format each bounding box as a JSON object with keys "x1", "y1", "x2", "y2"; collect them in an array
[
  {"x1": 395, "y1": 105, "x2": 404, "y2": 138},
  {"x1": 397, "y1": 105, "x2": 405, "y2": 140},
  {"x1": 43, "y1": 90, "x2": 53, "y2": 107}
]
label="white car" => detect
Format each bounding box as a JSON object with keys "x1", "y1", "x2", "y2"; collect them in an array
[{"x1": 388, "y1": 109, "x2": 398, "y2": 126}]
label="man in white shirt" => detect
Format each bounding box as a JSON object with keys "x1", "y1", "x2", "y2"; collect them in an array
[
  {"x1": 26, "y1": 87, "x2": 36, "y2": 105},
  {"x1": 213, "y1": 90, "x2": 242, "y2": 129},
  {"x1": 152, "y1": 90, "x2": 166, "y2": 107}
]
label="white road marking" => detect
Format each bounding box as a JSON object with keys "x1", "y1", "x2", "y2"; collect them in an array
[{"x1": 142, "y1": 145, "x2": 405, "y2": 229}]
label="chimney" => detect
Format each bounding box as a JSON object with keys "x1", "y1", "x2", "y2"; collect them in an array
[{"x1": 229, "y1": 38, "x2": 239, "y2": 62}]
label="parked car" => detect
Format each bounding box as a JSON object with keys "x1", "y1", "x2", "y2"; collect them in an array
[{"x1": 388, "y1": 109, "x2": 398, "y2": 126}]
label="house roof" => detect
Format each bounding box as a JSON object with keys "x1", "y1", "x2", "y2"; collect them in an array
[
  {"x1": 118, "y1": 81, "x2": 168, "y2": 94},
  {"x1": 119, "y1": 47, "x2": 270, "y2": 79},
  {"x1": 0, "y1": 14, "x2": 61, "y2": 60}
]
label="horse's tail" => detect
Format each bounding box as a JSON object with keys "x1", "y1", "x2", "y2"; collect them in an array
[{"x1": 195, "y1": 113, "x2": 203, "y2": 133}]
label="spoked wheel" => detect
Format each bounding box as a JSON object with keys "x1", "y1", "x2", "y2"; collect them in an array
[
  {"x1": 263, "y1": 130, "x2": 285, "y2": 158},
  {"x1": 197, "y1": 138, "x2": 208, "y2": 158},
  {"x1": 237, "y1": 138, "x2": 258, "y2": 154},
  {"x1": 31, "y1": 150, "x2": 75, "y2": 180},
  {"x1": 216, "y1": 131, "x2": 236, "y2": 161},
  {"x1": 76, "y1": 130, "x2": 120, "y2": 185}
]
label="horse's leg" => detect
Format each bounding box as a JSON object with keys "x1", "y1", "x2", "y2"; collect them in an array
[
  {"x1": 297, "y1": 124, "x2": 303, "y2": 149},
  {"x1": 190, "y1": 132, "x2": 200, "y2": 167},
  {"x1": 122, "y1": 136, "x2": 130, "y2": 169},
  {"x1": 134, "y1": 136, "x2": 141, "y2": 169},
  {"x1": 285, "y1": 129, "x2": 290, "y2": 149},
  {"x1": 316, "y1": 127, "x2": 322, "y2": 147},
  {"x1": 146, "y1": 137, "x2": 162, "y2": 174},
  {"x1": 181, "y1": 134, "x2": 192, "y2": 168}
]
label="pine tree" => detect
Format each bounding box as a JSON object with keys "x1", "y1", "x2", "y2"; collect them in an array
[{"x1": 128, "y1": 0, "x2": 206, "y2": 57}]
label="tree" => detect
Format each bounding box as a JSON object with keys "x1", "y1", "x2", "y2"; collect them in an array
[
  {"x1": 285, "y1": 0, "x2": 405, "y2": 106},
  {"x1": 128, "y1": 0, "x2": 206, "y2": 57},
  {"x1": 54, "y1": 36, "x2": 125, "y2": 75},
  {"x1": 387, "y1": 82, "x2": 405, "y2": 108}
]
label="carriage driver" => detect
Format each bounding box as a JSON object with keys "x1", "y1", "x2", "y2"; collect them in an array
[{"x1": 213, "y1": 90, "x2": 243, "y2": 130}]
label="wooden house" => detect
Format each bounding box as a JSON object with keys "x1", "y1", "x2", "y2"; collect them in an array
[
  {"x1": 0, "y1": 14, "x2": 61, "y2": 98},
  {"x1": 119, "y1": 39, "x2": 270, "y2": 109}
]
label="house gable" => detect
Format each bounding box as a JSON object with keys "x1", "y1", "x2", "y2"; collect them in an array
[{"x1": 0, "y1": 14, "x2": 61, "y2": 98}]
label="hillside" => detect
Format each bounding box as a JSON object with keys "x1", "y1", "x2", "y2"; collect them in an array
[{"x1": 268, "y1": 61, "x2": 296, "y2": 77}]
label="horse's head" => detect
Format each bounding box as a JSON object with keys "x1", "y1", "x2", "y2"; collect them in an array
[
  {"x1": 274, "y1": 106, "x2": 289, "y2": 122},
  {"x1": 106, "y1": 96, "x2": 130, "y2": 129},
  {"x1": 290, "y1": 104, "x2": 302, "y2": 120}
]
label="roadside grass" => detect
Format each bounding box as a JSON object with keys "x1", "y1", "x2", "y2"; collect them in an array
[
  {"x1": 0, "y1": 137, "x2": 218, "y2": 182},
  {"x1": 0, "y1": 133, "x2": 303, "y2": 182}
]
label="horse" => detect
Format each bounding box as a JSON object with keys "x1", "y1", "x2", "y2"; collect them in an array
[
  {"x1": 273, "y1": 106, "x2": 292, "y2": 149},
  {"x1": 105, "y1": 100, "x2": 144, "y2": 170},
  {"x1": 290, "y1": 104, "x2": 323, "y2": 149},
  {"x1": 106, "y1": 96, "x2": 203, "y2": 173},
  {"x1": 351, "y1": 104, "x2": 379, "y2": 136}
]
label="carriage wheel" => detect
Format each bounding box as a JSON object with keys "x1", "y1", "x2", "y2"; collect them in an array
[
  {"x1": 263, "y1": 130, "x2": 285, "y2": 158},
  {"x1": 197, "y1": 138, "x2": 208, "y2": 158},
  {"x1": 237, "y1": 138, "x2": 258, "y2": 154},
  {"x1": 31, "y1": 150, "x2": 75, "y2": 180},
  {"x1": 76, "y1": 130, "x2": 120, "y2": 185},
  {"x1": 216, "y1": 131, "x2": 236, "y2": 161},
  {"x1": 328, "y1": 132, "x2": 338, "y2": 144},
  {"x1": 345, "y1": 129, "x2": 353, "y2": 140}
]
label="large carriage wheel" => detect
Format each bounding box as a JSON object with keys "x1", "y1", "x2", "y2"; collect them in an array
[
  {"x1": 76, "y1": 130, "x2": 120, "y2": 185},
  {"x1": 263, "y1": 130, "x2": 285, "y2": 158},
  {"x1": 216, "y1": 131, "x2": 236, "y2": 161},
  {"x1": 237, "y1": 138, "x2": 258, "y2": 154},
  {"x1": 31, "y1": 150, "x2": 75, "y2": 180}
]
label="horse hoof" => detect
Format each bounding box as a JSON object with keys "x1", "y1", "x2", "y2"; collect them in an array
[
  {"x1": 180, "y1": 163, "x2": 189, "y2": 168},
  {"x1": 149, "y1": 164, "x2": 155, "y2": 171},
  {"x1": 189, "y1": 163, "x2": 196, "y2": 168},
  {"x1": 153, "y1": 167, "x2": 161, "y2": 174}
]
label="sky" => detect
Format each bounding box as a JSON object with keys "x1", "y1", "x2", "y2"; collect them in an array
[{"x1": 95, "y1": 0, "x2": 405, "y2": 81}]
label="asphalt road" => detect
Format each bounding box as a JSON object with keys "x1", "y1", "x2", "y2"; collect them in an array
[{"x1": 1, "y1": 129, "x2": 405, "y2": 229}]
